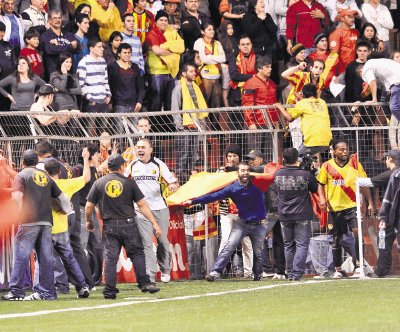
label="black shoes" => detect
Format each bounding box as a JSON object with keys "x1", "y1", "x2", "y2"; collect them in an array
[{"x1": 141, "y1": 284, "x2": 161, "y2": 294}]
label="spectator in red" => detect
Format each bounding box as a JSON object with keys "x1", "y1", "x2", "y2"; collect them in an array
[
  {"x1": 286, "y1": 0, "x2": 329, "y2": 57},
  {"x1": 20, "y1": 28, "x2": 44, "y2": 78},
  {"x1": 329, "y1": 9, "x2": 359, "y2": 77},
  {"x1": 241, "y1": 56, "x2": 279, "y2": 152}
]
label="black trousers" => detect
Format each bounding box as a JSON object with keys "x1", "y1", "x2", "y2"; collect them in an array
[
  {"x1": 103, "y1": 218, "x2": 150, "y2": 296},
  {"x1": 375, "y1": 224, "x2": 400, "y2": 277}
]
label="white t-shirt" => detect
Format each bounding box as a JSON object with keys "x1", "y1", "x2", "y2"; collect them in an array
[
  {"x1": 124, "y1": 157, "x2": 177, "y2": 210},
  {"x1": 362, "y1": 59, "x2": 400, "y2": 91}
]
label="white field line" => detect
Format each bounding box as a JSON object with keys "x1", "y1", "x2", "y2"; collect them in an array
[{"x1": 0, "y1": 278, "x2": 397, "y2": 320}]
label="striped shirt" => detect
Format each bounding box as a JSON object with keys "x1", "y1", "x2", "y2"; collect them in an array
[
  {"x1": 121, "y1": 32, "x2": 145, "y2": 75},
  {"x1": 76, "y1": 54, "x2": 111, "y2": 103}
]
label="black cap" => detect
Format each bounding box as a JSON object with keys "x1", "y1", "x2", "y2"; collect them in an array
[
  {"x1": 245, "y1": 150, "x2": 264, "y2": 159},
  {"x1": 155, "y1": 10, "x2": 169, "y2": 22},
  {"x1": 37, "y1": 84, "x2": 56, "y2": 96},
  {"x1": 108, "y1": 154, "x2": 126, "y2": 169},
  {"x1": 22, "y1": 149, "x2": 38, "y2": 164},
  {"x1": 225, "y1": 144, "x2": 242, "y2": 161},
  {"x1": 384, "y1": 150, "x2": 400, "y2": 160}
]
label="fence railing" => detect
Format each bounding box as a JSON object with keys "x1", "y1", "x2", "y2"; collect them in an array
[{"x1": 0, "y1": 103, "x2": 398, "y2": 282}]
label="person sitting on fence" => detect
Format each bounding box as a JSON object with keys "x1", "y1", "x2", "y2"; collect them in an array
[
  {"x1": 275, "y1": 83, "x2": 331, "y2": 166},
  {"x1": 30, "y1": 84, "x2": 73, "y2": 128}
]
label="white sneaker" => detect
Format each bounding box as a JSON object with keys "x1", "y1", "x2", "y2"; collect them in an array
[
  {"x1": 77, "y1": 287, "x2": 90, "y2": 298},
  {"x1": 272, "y1": 273, "x2": 287, "y2": 280},
  {"x1": 161, "y1": 273, "x2": 171, "y2": 283},
  {"x1": 262, "y1": 272, "x2": 275, "y2": 278},
  {"x1": 332, "y1": 270, "x2": 347, "y2": 279},
  {"x1": 23, "y1": 292, "x2": 43, "y2": 301},
  {"x1": 205, "y1": 271, "x2": 221, "y2": 282}
]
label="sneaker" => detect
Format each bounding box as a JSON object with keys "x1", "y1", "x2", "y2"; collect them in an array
[
  {"x1": 272, "y1": 273, "x2": 287, "y2": 280},
  {"x1": 313, "y1": 272, "x2": 332, "y2": 279},
  {"x1": 141, "y1": 284, "x2": 161, "y2": 294},
  {"x1": 205, "y1": 271, "x2": 221, "y2": 282},
  {"x1": 332, "y1": 270, "x2": 348, "y2": 279},
  {"x1": 77, "y1": 287, "x2": 90, "y2": 299},
  {"x1": 104, "y1": 294, "x2": 117, "y2": 300},
  {"x1": 351, "y1": 267, "x2": 362, "y2": 278},
  {"x1": 89, "y1": 286, "x2": 97, "y2": 292},
  {"x1": 1, "y1": 292, "x2": 24, "y2": 301},
  {"x1": 23, "y1": 292, "x2": 43, "y2": 301},
  {"x1": 253, "y1": 275, "x2": 262, "y2": 281},
  {"x1": 244, "y1": 273, "x2": 254, "y2": 279},
  {"x1": 161, "y1": 273, "x2": 171, "y2": 283},
  {"x1": 289, "y1": 276, "x2": 301, "y2": 281},
  {"x1": 262, "y1": 272, "x2": 275, "y2": 278}
]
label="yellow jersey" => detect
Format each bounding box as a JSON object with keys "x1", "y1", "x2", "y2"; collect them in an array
[
  {"x1": 291, "y1": 97, "x2": 332, "y2": 147},
  {"x1": 317, "y1": 156, "x2": 366, "y2": 212},
  {"x1": 52, "y1": 177, "x2": 86, "y2": 234}
]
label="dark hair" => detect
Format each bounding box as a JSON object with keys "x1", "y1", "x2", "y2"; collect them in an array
[
  {"x1": 77, "y1": 143, "x2": 98, "y2": 163},
  {"x1": 360, "y1": 23, "x2": 378, "y2": 41},
  {"x1": 23, "y1": 28, "x2": 40, "y2": 43},
  {"x1": 44, "y1": 159, "x2": 61, "y2": 176},
  {"x1": 283, "y1": 148, "x2": 299, "y2": 164},
  {"x1": 122, "y1": 13, "x2": 133, "y2": 22},
  {"x1": 35, "y1": 141, "x2": 56, "y2": 157},
  {"x1": 356, "y1": 41, "x2": 372, "y2": 51},
  {"x1": 109, "y1": 31, "x2": 123, "y2": 44},
  {"x1": 180, "y1": 50, "x2": 199, "y2": 68},
  {"x1": 88, "y1": 37, "x2": 102, "y2": 49},
  {"x1": 75, "y1": 13, "x2": 90, "y2": 25},
  {"x1": 0, "y1": 21, "x2": 5, "y2": 32},
  {"x1": 117, "y1": 43, "x2": 132, "y2": 56},
  {"x1": 200, "y1": 21, "x2": 214, "y2": 32},
  {"x1": 133, "y1": 0, "x2": 141, "y2": 5},
  {"x1": 74, "y1": 3, "x2": 91, "y2": 15},
  {"x1": 238, "y1": 34, "x2": 252, "y2": 43},
  {"x1": 331, "y1": 139, "x2": 347, "y2": 151},
  {"x1": 390, "y1": 50, "x2": 400, "y2": 60},
  {"x1": 247, "y1": 0, "x2": 258, "y2": 13},
  {"x1": 311, "y1": 59, "x2": 325, "y2": 70},
  {"x1": 56, "y1": 52, "x2": 72, "y2": 73},
  {"x1": 15, "y1": 57, "x2": 35, "y2": 85},
  {"x1": 181, "y1": 62, "x2": 196, "y2": 74},
  {"x1": 256, "y1": 55, "x2": 272, "y2": 71},
  {"x1": 302, "y1": 83, "x2": 318, "y2": 98},
  {"x1": 24, "y1": 158, "x2": 38, "y2": 167}
]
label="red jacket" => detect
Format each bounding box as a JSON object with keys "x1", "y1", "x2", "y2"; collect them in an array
[
  {"x1": 286, "y1": 1, "x2": 330, "y2": 48},
  {"x1": 241, "y1": 75, "x2": 278, "y2": 127}
]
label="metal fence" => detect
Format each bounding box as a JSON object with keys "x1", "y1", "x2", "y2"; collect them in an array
[{"x1": 0, "y1": 102, "x2": 399, "y2": 280}]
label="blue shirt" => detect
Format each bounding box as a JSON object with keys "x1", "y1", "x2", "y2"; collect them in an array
[
  {"x1": 7, "y1": 14, "x2": 20, "y2": 49},
  {"x1": 192, "y1": 180, "x2": 266, "y2": 222}
]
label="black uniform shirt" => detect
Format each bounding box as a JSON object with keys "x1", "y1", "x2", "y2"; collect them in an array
[
  {"x1": 12, "y1": 167, "x2": 62, "y2": 225},
  {"x1": 86, "y1": 173, "x2": 144, "y2": 221}
]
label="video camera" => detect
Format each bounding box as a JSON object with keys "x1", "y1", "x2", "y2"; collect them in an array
[{"x1": 299, "y1": 153, "x2": 318, "y2": 173}]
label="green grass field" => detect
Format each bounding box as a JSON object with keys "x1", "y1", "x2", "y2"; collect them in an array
[{"x1": 1, "y1": 278, "x2": 399, "y2": 331}]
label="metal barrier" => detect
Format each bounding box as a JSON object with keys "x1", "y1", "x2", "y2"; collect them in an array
[{"x1": 0, "y1": 102, "x2": 399, "y2": 283}]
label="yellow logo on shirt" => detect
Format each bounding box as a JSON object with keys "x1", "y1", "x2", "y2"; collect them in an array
[
  {"x1": 105, "y1": 180, "x2": 123, "y2": 198},
  {"x1": 32, "y1": 171, "x2": 48, "y2": 187}
]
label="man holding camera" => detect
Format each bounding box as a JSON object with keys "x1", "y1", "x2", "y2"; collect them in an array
[{"x1": 274, "y1": 148, "x2": 318, "y2": 281}]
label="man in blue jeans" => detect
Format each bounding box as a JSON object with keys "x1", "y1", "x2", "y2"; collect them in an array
[
  {"x1": 274, "y1": 148, "x2": 318, "y2": 281},
  {"x1": 2, "y1": 149, "x2": 71, "y2": 301},
  {"x1": 184, "y1": 162, "x2": 268, "y2": 281}
]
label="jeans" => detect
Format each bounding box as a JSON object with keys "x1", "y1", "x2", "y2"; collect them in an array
[
  {"x1": 10, "y1": 225, "x2": 56, "y2": 300},
  {"x1": 53, "y1": 232, "x2": 87, "y2": 291},
  {"x1": 264, "y1": 213, "x2": 286, "y2": 275},
  {"x1": 175, "y1": 132, "x2": 199, "y2": 182},
  {"x1": 390, "y1": 85, "x2": 400, "y2": 122},
  {"x1": 114, "y1": 105, "x2": 135, "y2": 133},
  {"x1": 136, "y1": 208, "x2": 171, "y2": 282},
  {"x1": 69, "y1": 197, "x2": 94, "y2": 288},
  {"x1": 80, "y1": 206, "x2": 103, "y2": 286},
  {"x1": 281, "y1": 220, "x2": 312, "y2": 279},
  {"x1": 213, "y1": 218, "x2": 268, "y2": 278},
  {"x1": 103, "y1": 218, "x2": 150, "y2": 297},
  {"x1": 219, "y1": 214, "x2": 253, "y2": 276}
]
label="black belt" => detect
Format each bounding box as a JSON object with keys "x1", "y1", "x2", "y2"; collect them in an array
[
  {"x1": 105, "y1": 217, "x2": 135, "y2": 224},
  {"x1": 247, "y1": 219, "x2": 266, "y2": 226}
]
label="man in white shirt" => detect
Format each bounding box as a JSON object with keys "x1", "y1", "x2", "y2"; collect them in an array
[
  {"x1": 124, "y1": 138, "x2": 178, "y2": 283},
  {"x1": 362, "y1": 58, "x2": 400, "y2": 121}
]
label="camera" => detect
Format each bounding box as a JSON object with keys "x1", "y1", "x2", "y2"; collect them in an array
[{"x1": 299, "y1": 153, "x2": 318, "y2": 173}]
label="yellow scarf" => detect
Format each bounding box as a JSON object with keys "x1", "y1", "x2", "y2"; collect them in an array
[
  {"x1": 180, "y1": 77, "x2": 208, "y2": 126},
  {"x1": 200, "y1": 40, "x2": 220, "y2": 77}
]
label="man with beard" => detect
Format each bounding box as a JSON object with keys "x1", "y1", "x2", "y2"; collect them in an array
[{"x1": 184, "y1": 162, "x2": 268, "y2": 281}]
